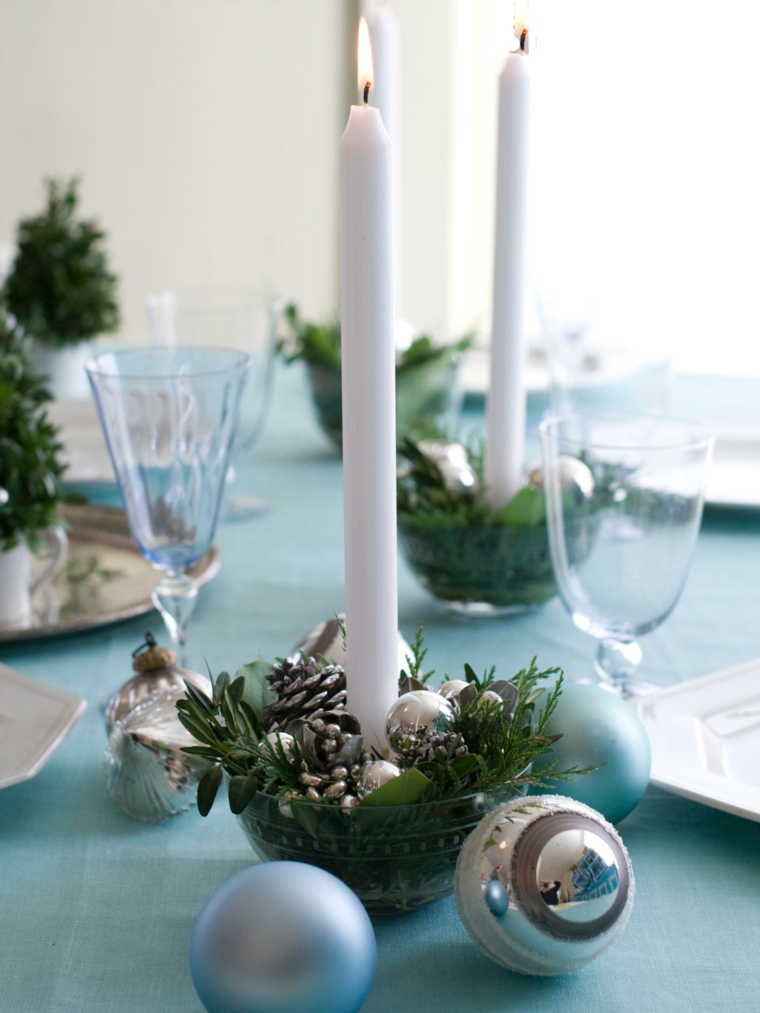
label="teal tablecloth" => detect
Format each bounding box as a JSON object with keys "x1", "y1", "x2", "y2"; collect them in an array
[{"x1": 2, "y1": 365, "x2": 760, "y2": 1013}]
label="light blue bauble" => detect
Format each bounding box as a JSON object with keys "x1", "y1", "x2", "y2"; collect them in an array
[
  {"x1": 533, "y1": 683, "x2": 651, "y2": 824},
  {"x1": 190, "y1": 862, "x2": 376, "y2": 1013}
]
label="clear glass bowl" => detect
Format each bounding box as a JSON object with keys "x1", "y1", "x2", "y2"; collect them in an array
[
  {"x1": 308, "y1": 354, "x2": 462, "y2": 450},
  {"x1": 236, "y1": 785, "x2": 524, "y2": 914},
  {"x1": 398, "y1": 522, "x2": 558, "y2": 618}
]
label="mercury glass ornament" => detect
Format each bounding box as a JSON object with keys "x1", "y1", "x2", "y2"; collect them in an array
[
  {"x1": 259, "y1": 731, "x2": 295, "y2": 757},
  {"x1": 104, "y1": 687, "x2": 211, "y2": 822},
  {"x1": 418, "y1": 439, "x2": 478, "y2": 494},
  {"x1": 386, "y1": 690, "x2": 454, "y2": 755},
  {"x1": 190, "y1": 862, "x2": 377, "y2": 1013},
  {"x1": 293, "y1": 615, "x2": 412, "y2": 678},
  {"x1": 455, "y1": 795, "x2": 634, "y2": 976},
  {"x1": 356, "y1": 759, "x2": 402, "y2": 798},
  {"x1": 527, "y1": 455, "x2": 594, "y2": 506},
  {"x1": 104, "y1": 632, "x2": 212, "y2": 734},
  {"x1": 438, "y1": 678, "x2": 469, "y2": 702}
]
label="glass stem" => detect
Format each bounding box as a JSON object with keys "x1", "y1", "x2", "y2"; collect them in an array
[
  {"x1": 152, "y1": 570, "x2": 198, "y2": 666},
  {"x1": 594, "y1": 638, "x2": 643, "y2": 697}
]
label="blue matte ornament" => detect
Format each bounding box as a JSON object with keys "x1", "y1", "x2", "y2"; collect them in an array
[
  {"x1": 533, "y1": 683, "x2": 651, "y2": 824},
  {"x1": 190, "y1": 862, "x2": 376, "y2": 1013},
  {"x1": 484, "y1": 879, "x2": 509, "y2": 917}
]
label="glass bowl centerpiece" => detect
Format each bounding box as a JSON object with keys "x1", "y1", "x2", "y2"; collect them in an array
[
  {"x1": 278, "y1": 304, "x2": 471, "y2": 449},
  {"x1": 397, "y1": 436, "x2": 597, "y2": 617},
  {"x1": 176, "y1": 632, "x2": 590, "y2": 914}
]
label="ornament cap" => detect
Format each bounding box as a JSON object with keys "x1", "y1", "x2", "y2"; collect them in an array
[{"x1": 132, "y1": 632, "x2": 178, "y2": 672}]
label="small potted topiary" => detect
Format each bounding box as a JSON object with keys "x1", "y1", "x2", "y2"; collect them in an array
[
  {"x1": 4, "y1": 178, "x2": 119, "y2": 399},
  {"x1": 0, "y1": 315, "x2": 68, "y2": 627}
]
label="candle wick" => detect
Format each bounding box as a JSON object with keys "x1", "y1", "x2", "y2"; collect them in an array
[
  {"x1": 363, "y1": 81, "x2": 370, "y2": 105},
  {"x1": 519, "y1": 28, "x2": 529, "y2": 52}
]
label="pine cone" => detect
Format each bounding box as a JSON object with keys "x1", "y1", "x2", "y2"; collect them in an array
[
  {"x1": 264, "y1": 656, "x2": 346, "y2": 732},
  {"x1": 410, "y1": 731, "x2": 469, "y2": 766},
  {"x1": 287, "y1": 711, "x2": 368, "y2": 807}
]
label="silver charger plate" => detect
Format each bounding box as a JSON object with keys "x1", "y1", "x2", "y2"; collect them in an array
[{"x1": 0, "y1": 504, "x2": 221, "y2": 644}]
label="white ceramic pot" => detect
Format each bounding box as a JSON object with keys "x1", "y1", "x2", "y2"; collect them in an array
[
  {"x1": 29, "y1": 341, "x2": 93, "y2": 400},
  {"x1": 0, "y1": 528, "x2": 68, "y2": 628}
]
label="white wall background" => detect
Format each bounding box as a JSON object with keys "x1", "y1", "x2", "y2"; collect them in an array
[
  {"x1": 0, "y1": 0, "x2": 351, "y2": 338},
  {"x1": 2, "y1": 0, "x2": 759, "y2": 375}
]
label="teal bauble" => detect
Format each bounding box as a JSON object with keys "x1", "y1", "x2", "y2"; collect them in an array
[
  {"x1": 534, "y1": 683, "x2": 651, "y2": 824},
  {"x1": 190, "y1": 862, "x2": 376, "y2": 1013}
]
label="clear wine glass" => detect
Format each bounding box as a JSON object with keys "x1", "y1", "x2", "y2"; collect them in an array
[
  {"x1": 87, "y1": 347, "x2": 250, "y2": 661},
  {"x1": 146, "y1": 288, "x2": 277, "y2": 521},
  {"x1": 540, "y1": 414, "x2": 713, "y2": 696}
]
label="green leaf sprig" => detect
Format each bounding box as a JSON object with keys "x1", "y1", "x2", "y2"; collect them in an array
[{"x1": 177, "y1": 633, "x2": 593, "y2": 818}]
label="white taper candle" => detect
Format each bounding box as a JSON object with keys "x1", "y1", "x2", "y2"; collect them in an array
[
  {"x1": 340, "y1": 18, "x2": 399, "y2": 750},
  {"x1": 484, "y1": 18, "x2": 531, "y2": 509}
]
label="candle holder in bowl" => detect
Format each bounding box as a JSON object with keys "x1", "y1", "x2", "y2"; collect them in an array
[
  {"x1": 278, "y1": 304, "x2": 471, "y2": 450},
  {"x1": 397, "y1": 437, "x2": 597, "y2": 617},
  {"x1": 176, "y1": 638, "x2": 591, "y2": 915}
]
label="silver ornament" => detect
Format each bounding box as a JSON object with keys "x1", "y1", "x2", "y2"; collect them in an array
[
  {"x1": 386, "y1": 690, "x2": 455, "y2": 755},
  {"x1": 293, "y1": 615, "x2": 412, "y2": 677},
  {"x1": 527, "y1": 455, "x2": 595, "y2": 507},
  {"x1": 418, "y1": 439, "x2": 478, "y2": 494},
  {"x1": 0, "y1": 487, "x2": 8, "y2": 506},
  {"x1": 105, "y1": 632, "x2": 212, "y2": 734},
  {"x1": 104, "y1": 687, "x2": 212, "y2": 822},
  {"x1": 438, "y1": 679, "x2": 469, "y2": 701},
  {"x1": 455, "y1": 795, "x2": 634, "y2": 976},
  {"x1": 356, "y1": 759, "x2": 402, "y2": 798},
  {"x1": 105, "y1": 664, "x2": 211, "y2": 735},
  {"x1": 259, "y1": 731, "x2": 295, "y2": 757}
]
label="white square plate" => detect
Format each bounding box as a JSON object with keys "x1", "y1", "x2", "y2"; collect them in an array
[
  {"x1": 635, "y1": 658, "x2": 760, "y2": 822},
  {"x1": 0, "y1": 663, "x2": 87, "y2": 789}
]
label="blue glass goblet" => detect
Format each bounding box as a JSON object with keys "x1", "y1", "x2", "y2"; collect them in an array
[{"x1": 87, "y1": 348, "x2": 250, "y2": 661}]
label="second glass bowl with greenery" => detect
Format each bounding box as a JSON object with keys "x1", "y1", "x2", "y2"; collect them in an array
[
  {"x1": 176, "y1": 634, "x2": 591, "y2": 914},
  {"x1": 278, "y1": 304, "x2": 471, "y2": 449},
  {"x1": 397, "y1": 436, "x2": 597, "y2": 617}
]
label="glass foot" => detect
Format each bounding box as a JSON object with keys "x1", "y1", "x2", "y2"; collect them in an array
[
  {"x1": 220, "y1": 494, "x2": 269, "y2": 523},
  {"x1": 445, "y1": 600, "x2": 541, "y2": 620}
]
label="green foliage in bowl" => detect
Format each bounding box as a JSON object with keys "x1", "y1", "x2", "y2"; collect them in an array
[
  {"x1": 397, "y1": 435, "x2": 561, "y2": 611},
  {"x1": 0, "y1": 318, "x2": 65, "y2": 549},
  {"x1": 4, "y1": 178, "x2": 119, "y2": 348},
  {"x1": 278, "y1": 303, "x2": 472, "y2": 447}
]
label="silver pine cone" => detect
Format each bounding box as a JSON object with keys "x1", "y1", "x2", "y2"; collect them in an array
[
  {"x1": 265, "y1": 656, "x2": 346, "y2": 732},
  {"x1": 410, "y1": 731, "x2": 469, "y2": 766}
]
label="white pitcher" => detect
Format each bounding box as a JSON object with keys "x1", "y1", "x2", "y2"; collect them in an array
[{"x1": 0, "y1": 528, "x2": 68, "y2": 628}]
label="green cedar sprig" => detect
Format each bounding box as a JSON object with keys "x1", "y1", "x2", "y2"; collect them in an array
[
  {"x1": 4, "y1": 178, "x2": 119, "y2": 348},
  {"x1": 177, "y1": 634, "x2": 593, "y2": 817}
]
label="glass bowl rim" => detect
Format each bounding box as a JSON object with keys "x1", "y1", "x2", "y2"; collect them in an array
[
  {"x1": 243, "y1": 783, "x2": 526, "y2": 816},
  {"x1": 85, "y1": 346, "x2": 252, "y2": 381},
  {"x1": 539, "y1": 412, "x2": 714, "y2": 454}
]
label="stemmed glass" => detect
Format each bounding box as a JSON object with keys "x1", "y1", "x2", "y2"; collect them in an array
[
  {"x1": 146, "y1": 288, "x2": 277, "y2": 520},
  {"x1": 87, "y1": 348, "x2": 250, "y2": 661},
  {"x1": 540, "y1": 414, "x2": 713, "y2": 696}
]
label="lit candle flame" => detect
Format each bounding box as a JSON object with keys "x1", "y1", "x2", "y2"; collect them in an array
[{"x1": 358, "y1": 16, "x2": 373, "y2": 102}]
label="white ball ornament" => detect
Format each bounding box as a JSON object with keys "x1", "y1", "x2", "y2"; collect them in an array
[
  {"x1": 455, "y1": 796, "x2": 635, "y2": 976},
  {"x1": 190, "y1": 862, "x2": 377, "y2": 1013},
  {"x1": 385, "y1": 690, "x2": 454, "y2": 754}
]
